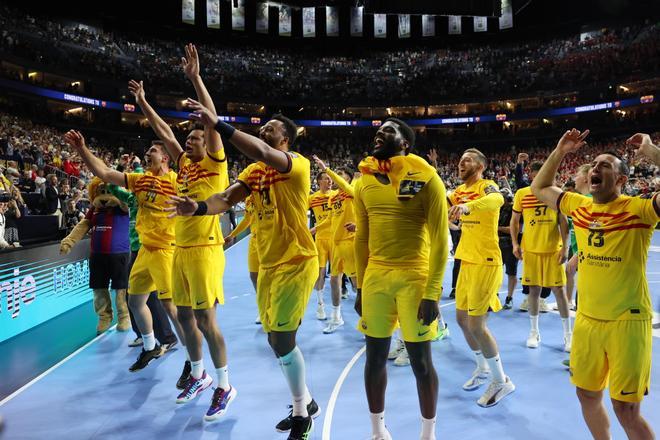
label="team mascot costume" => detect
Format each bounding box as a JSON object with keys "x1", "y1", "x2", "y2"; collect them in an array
[{"x1": 60, "y1": 177, "x2": 131, "y2": 334}]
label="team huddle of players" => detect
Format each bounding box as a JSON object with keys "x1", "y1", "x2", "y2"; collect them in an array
[{"x1": 66, "y1": 44, "x2": 659, "y2": 440}]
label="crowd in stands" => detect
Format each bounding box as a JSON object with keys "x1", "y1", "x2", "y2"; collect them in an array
[{"x1": 0, "y1": 3, "x2": 657, "y2": 105}]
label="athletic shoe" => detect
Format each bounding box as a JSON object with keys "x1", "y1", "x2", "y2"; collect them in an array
[
  {"x1": 393, "y1": 348, "x2": 410, "y2": 367},
  {"x1": 176, "y1": 371, "x2": 212, "y2": 404},
  {"x1": 316, "y1": 303, "x2": 327, "y2": 321},
  {"x1": 518, "y1": 297, "x2": 529, "y2": 312},
  {"x1": 462, "y1": 368, "x2": 491, "y2": 391},
  {"x1": 204, "y1": 386, "x2": 238, "y2": 421},
  {"x1": 449, "y1": 288, "x2": 456, "y2": 299},
  {"x1": 502, "y1": 297, "x2": 513, "y2": 310},
  {"x1": 371, "y1": 430, "x2": 393, "y2": 440},
  {"x1": 128, "y1": 337, "x2": 143, "y2": 347},
  {"x1": 539, "y1": 298, "x2": 551, "y2": 313},
  {"x1": 387, "y1": 338, "x2": 405, "y2": 360},
  {"x1": 341, "y1": 286, "x2": 349, "y2": 299},
  {"x1": 570, "y1": 301, "x2": 577, "y2": 312},
  {"x1": 255, "y1": 315, "x2": 261, "y2": 324},
  {"x1": 275, "y1": 399, "x2": 321, "y2": 433},
  {"x1": 128, "y1": 344, "x2": 163, "y2": 372},
  {"x1": 323, "y1": 317, "x2": 344, "y2": 334},
  {"x1": 288, "y1": 415, "x2": 313, "y2": 440},
  {"x1": 176, "y1": 361, "x2": 192, "y2": 390},
  {"x1": 653, "y1": 322, "x2": 660, "y2": 330},
  {"x1": 563, "y1": 333, "x2": 572, "y2": 352},
  {"x1": 526, "y1": 331, "x2": 541, "y2": 348},
  {"x1": 162, "y1": 339, "x2": 178, "y2": 352},
  {"x1": 433, "y1": 323, "x2": 450, "y2": 341},
  {"x1": 477, "y1": 377, "x2": 515, "y2": 407}
]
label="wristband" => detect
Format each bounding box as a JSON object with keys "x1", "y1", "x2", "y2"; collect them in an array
[
  {"x1": 193, "y1": 201, "x2": 208, "y2": 216},
  {"x1": 215, "y1": 119, "x2": 236, "y2": 139}
]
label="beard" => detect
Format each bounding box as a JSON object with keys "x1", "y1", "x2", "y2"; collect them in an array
[{"x1": 372, "y1": 138, "x2": 399, "y2": 160}]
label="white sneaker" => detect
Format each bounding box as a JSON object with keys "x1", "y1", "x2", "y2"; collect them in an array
[
  {"x1": 323, "y1": 317, "x2": 344, "y2": 334},
  {"x1": 316, "y1": 303, "x2": 327, "y2": 320},
  {"x1": 477, "y1": 377, "x2": 515, "y2": 407},
  {"x1": 371, "y1": 429, "x2": 393, "y2": 440},
  {"x1": 539, "y1": 298, "x2": 551, "y2": 313},
  {"x1": 387, "y1": 338, "x2": 405, "y2": 360},
  {"x1": 518, "y1": 297, "x2": 529, "y2": 312},
  {"x1": 393, "y1": 347, "x2": 410, "y2": 367},
  {"x1": 526, "y1": 330, "x2": 541, "y2": 348},
  {"x1": 462, "y1": 368, "x2": 491, "y2": 391},
  {"x1": 563, "y1": 333, "x2": 572, "y2": 352},
  {"x1": 254, "y1": 315, "x2": 261, "y2": 324}
]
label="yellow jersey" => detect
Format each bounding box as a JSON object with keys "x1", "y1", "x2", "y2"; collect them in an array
[
  {"x1": 323, "y1": 169, "x2": 356, "y2": 243},
  {"x1": 558, "y1": 191, "x2": 659, "y2": 321},
  {"x1": 125, "y1": 170, "x2": 177, "y2": 249},
  {"x1": 448, "y1": 179, "x2": 503, "y2": 266},
  {"x1": 175, "y1": 149, "x2": 228, "y2": 247},
  {"x1": 354, "y1": 154, "x2": 449, "y2": 301},
  {"x1": 513, "y1": 186, "x2": 562, "y2": 253},
  {"x1": 309, "y1": 189, "x2": 335, "y2": 240},
  {"x1": 237, "y1": 152, "x2": 317, "y2": 268},
  {"x1": 228, "y1": 195, "x2": 255, "y2": 239}
]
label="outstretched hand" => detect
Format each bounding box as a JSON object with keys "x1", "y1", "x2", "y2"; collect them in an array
[
  {"x1": 556, "y1": 128, "x2": 590, "y2": 155},
  {"x1": 64, "y1": 130, "x2": 86, "y2": 152},
  {"x1": 186, "y1": 98, "x2": 217, "y2": 127},
  {"x1": 627, "y1": 133, "x2": 658, "y2": 164},
  {"x1": 165, "y1": 195, "x2": 198, "y2": 218},
  {"x1": 128, "y1": 80, "x2": 145, "y2": 102},
  {"x1": 181, "y1": 43, "x2": 200, "y2": 80},
  {"x1": 312, "y1": 155, "x2": 327, "y2": 171}
]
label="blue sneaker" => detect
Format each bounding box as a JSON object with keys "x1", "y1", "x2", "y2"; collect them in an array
[
  {"x1": 204, "y1": 386, "x2": 238, "y2": 421},
  {"x1": 176, "y1": 371, "x2": 212, "y2": 404}
]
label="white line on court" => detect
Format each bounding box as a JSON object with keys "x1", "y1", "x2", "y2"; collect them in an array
[{"x1": 321, "y1": 301, "x2": 456, "y2": 440}]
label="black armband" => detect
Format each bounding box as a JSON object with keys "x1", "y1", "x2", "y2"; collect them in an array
[
  {"x1": 193, "y1": 201, "x2": 208, "y2": 216},
  {"x1": 214, "y1": 119, "x2": 236, "y2": 139}
]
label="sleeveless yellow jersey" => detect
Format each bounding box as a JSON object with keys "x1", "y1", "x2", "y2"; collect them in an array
[
  {"x1": 175, "y1": 149, "x2": 228, "y2": 247},
  {"x1": 237, "y1": 152, "x2": 317, "y2": 268},
  {"x1": 513, "y1": 186, "x2": 562, "y2": 253},
  {"x1": 125, "y1": 170, "x2": 177, "y2": 249},
  {"x1": 309, "y1": 189, "x2": 335, "y2": 240},
  {"x1": 558, "y1": 191, "x2": 659, "y2": 321}
]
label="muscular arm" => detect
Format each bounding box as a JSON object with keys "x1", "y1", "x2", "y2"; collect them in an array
[
  {"x1": 509, "y1": 211, "x2": 522, "y2": 246},
  {"x1": 423, "y1": 176, "x2": 449, "y2": 301},
  {"x1": 224, "y1": 130, "x2": 290, "y2": 173},
  {"x1": 64, "y1": 131, "x2": 124, "y2": 186},
  {"x1": 353, "y1": 183, "x2": 369, "y2": 290},
  {"x1": 203, "y1": 182, "x2": 251, "y2": 215}
]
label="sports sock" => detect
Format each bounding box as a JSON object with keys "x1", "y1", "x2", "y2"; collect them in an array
[
  {"x1": 485, "y1": 354, "x2": 506, "y2": 383},
  {"x1": 191, "y1": 359, "x2": 204, "y2": 380},
  {"x1": 279, "y1": 347, "x2": 309, "y2": 417},
  {"x1": 370, "y1": 411, "x2": 386, "y2": 436},
  {"x1": 316, "y1": 288, "x2": 324, "y2": 305},
  {"x1": 561, "y1": 317, "x2": 572, "y2": 335},
  {"x1": 420, "y1": 416, "x2": 436, "y2": 440},
  {"x1": 332, "y1": 305, "x2": 341, "y2": 320},
  {"x1": 473, "y1": 350, "x2": 488, "y2": 371},
  {"x1": 216, "y1": 366, "x2": 229, "y2": 390},
  {"x1": 142, "y1": 332, "x2": 156, "y2": 351},
  {"x1": 438, "y1": 314, "x2": 446, "y2": 330},
  {"x1": 530, "y1": 314, "x2": 539, "y2": 332}
]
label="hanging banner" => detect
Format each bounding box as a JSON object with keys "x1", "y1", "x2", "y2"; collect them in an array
[
  {"x1": 256, "y1": 2, "x2": 269, "y2": 34},
  {"x1": 350, "y1": 7, "x2": 363, "y2": 36},
  {"x1": 182, "y1": 0, "x2": 195, "y2": 25},
  {"x1": 448, "y1": 15, "x2": 462, "y2": 35},
  {"x1": 398, "y1": 14, "x2": 411, "y2": 38},
  {"x1": 279, "y1": 5, "x2": 292, "y2": 36},
  {"x1": 232, "y1": 0, "x2": 245, "y2": 31},
  {"x1": 422, "y1": 15, "x2": 435, "y2": 37},
  {"x1": 374, "y1": 14, "x2": 387, "y2": 38},
  {"x1": 474, "y1": 16, "x2": 487, "y2": 32},
  {"x1": 206, "y1": 0, "x2": 220, "y2": 29},
  {"x1": 499, "y1": 0, "x2": 513, "y2": 30},
  {"x1": 326, "y1": 6, "x2": 339, "y2": 37},
  {"x1": 302, "y1": 7, "x2": 315, "y2": 37}
]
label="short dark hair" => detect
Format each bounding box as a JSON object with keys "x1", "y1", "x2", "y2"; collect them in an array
[
  {"x1": 191, "y1": 122, "x2": 205, "y2": 132},
  {"x1": 464, "y1": 148, "x2": 487, "y2": 168},
  {"x1": 316, "y1": 171, "x2": 327, "y2": 182},
  {"x1": 530, "y1": 161, "x2": 543, "y2": 172},
  {"x1": 151, "y1": 140, "x2": 166, "y2": 153},
  {"x1": 603, "y1": 151, "x2": 630, "y2": 176},
  {"x1": 271, "y1": 113, "x2": 298, "y2": 147},
  {"x1": 385, "y1": 118, "x2": 415, "y2": 147}
]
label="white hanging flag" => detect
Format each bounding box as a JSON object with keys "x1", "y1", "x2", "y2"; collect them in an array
[
  {"x1": 499, "y1": 0, "x2": 513, "y2": 30},
  {"x1": 473, "y1": 16, "x2": 487, "y2": 32},
  {"x1": 232, "y1": 0, "x2": 245, "y2": 31},
  {"x1": 302, "y1": 7, "x2": 315, "y2": 37},
  {"x1": 351, "y1": 7, "x2": 363, "y2": 36},
  {"x1": 279, "y1": 5, "x2": 292, "y2": 36},
  {"x1": 182, "y1": 0, "x2": 195, "y2": 25},
  {"x1": 374, "y1": 14, "x2": 387, "y2": 38},
  {"x1": 422, "y1": 15, "x2": 435, "y2": 37},
  {"x1": 326, "y1": 6, "x2": 339, "y2": 37},
  {"x1": 398, "y1": 14, "x2": 410, "y2": 38},
  {"x1": 256, "y1": 2, "x2": 269, "y2": 34},
  {"x1": 206, "y1": 0, "x2": 220, "y2": 29},
  {"x1": 448, "y1": 15, "x2": 462, "y2": 35}
]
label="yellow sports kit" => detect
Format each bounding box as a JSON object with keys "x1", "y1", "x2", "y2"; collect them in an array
[
  {"x1": 322, "y1": 168, "x2": 357, "y2": 277},
  {"x1": 228, "y1": 195, "x2": 260, "y2": 273},
  {"x1": 309, "y1": 189, "x2": 335, "y2": 268}
]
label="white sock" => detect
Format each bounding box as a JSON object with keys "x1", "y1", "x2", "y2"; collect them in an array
[
  {"x1": 530, "y1": 315, "x2": 539, "y2": 332},
  {"x1": 215, "y1": 366, "x2": 229, "y2": 390},
  {"x1": 370, "y1": 411, "x2": 386, "y2": 436},
  {"x1": 438, "y1": 314, "x2": 446, "y2": 329},
  {"x1": 316, "y1": 288, "x2": 324, "y2": 305},
  {"x1": 142, "y1": 332, "x2": 156, "y2": 351},
  {"x1": 474, "y1": 350, "x2": 489, "y2": 371},
  {"x1": 332, "y1": 305, "x2": 341, "y2": 320},
  {"x1": 303, "y1": 386, "x2": 312, "y2": 406},
  {"x1": 561, "y1": 317, "x2": 572, "y2": 335},
  {"x1": 485, "y1": 354, "x2": 506, "y2": 383},
  {"x1": 279, "y1": 347, "x2": 309, "y2": 417},
  {"x1": 421, "y1": 416, "x2": 436, "y2": 440},
  {"x1": 191, "y1": 359, "x2": 204, "y2": 379}
]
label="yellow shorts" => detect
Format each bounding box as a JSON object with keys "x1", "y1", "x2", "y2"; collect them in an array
[
  {"x1": 330, "y1": 240, "x2": 356, "y2": 277},
  {"x1": 128, "y1": 247, "x2": 174, "y2": 300},
  {"x1": 570, "y1": 313, "x2": 652, "y2": 403},
  {"x1": 315, "y1": 237, "x2": 332, "y2": 268},
  {"x1": 522, "y1": 251, "x2": 566, "y2": 287},
  {"x1": 247, "y1": 236, "x2": 260, "y2": 273},
  {"x1": 257, "y1": 256, "x2": 317, "y2": 333},
  {"x1": 456, "y1": 262, "x2": 502, "y2": 316},
  {"x1": 357, "y1": 267, "x2": 438, "y2": 343},
  {"x1": 172, "y1": 246, "x2": 225, "y2": 310}
]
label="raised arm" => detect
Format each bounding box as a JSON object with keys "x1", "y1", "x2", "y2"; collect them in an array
[
  {"x1": 312, "y1": 155, "x2": 354, "y2": 196},
  {"x1": 63, "y1": 131, "x2": 124, "y2": 186},
  {"x1": 128, "y1": 80, "x2": 183, "y2": 160},
  {"x1": 186, "y1": 98, "x2": 290, "y2": 172},
  {"x1": 531, "y1": 129, "x2": 589, "y2": 209},
  {"x1": 181, "y1": 44, "x2": 223, "y2": 155},
  {"x1": 628, "y1": 133, "x2": 660, "y2": 166},
  {"x1": 166, "y1": 181, "x2": 250, "y2": 218}
]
